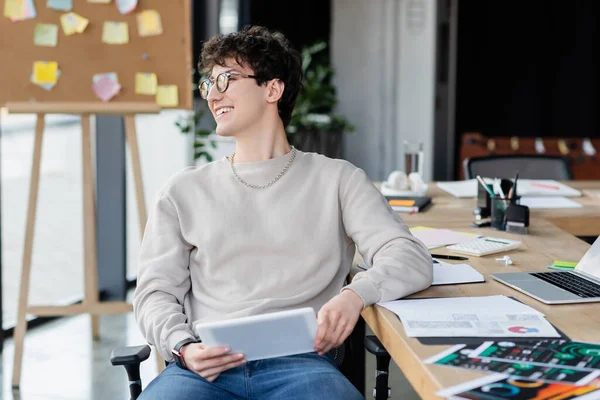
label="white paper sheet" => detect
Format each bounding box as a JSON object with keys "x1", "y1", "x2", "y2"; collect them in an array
[
  {"x1": 519, "y1": 196, "x2": 583, "y2": 209},
  {"x1": 436, "y1": 179, "x2": 480, "y2": 198},
  {"x1": 378, "y1": 296, "x2": 560, "y2": 338},
  {"x1": 412, "y1": 229, "x2": 480, "y2": 249},
  {"x1": 436, "y1": 179, "x2": 582, "y2": 198},
  {"x1": 432, "y1": 261, "x2": 484, "y2": 285},
  {"x1": 359, "y1": 261, "x2": 485, "y2": 286}
]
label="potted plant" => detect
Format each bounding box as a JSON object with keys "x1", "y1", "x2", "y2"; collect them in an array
[
  {"x1": 287, "y1": 41, "x2": 354, "y2": 158},
  {"x1": 175, "y1": 101, "x2": 218, "y2": 163}
]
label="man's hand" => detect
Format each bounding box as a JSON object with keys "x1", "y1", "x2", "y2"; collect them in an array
[
  {"x1": 314, "y1": 289, "x2": 364, "y2": 355},
  {"x1": 181, "y1": 343, "x2": 246, "y2": 382}
]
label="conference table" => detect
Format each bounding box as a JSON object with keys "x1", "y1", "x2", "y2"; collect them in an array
[{"x1": 360, "y1": 181, "x2": 600, "y2": 399}]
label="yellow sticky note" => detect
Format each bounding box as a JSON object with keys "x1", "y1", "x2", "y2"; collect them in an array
[
  {"x1": 60, "y1": 12, "x2": 89, "y2": 35},
  {"x1": 102, "y1": 21, "x2": 129, "y2": 44},
  {"x1": 34, "y1": 24, "x2": 58, "y2": 47},
  {"x1": 137, "y1": 10, "x2": 163, "y2": 37},
  {"x1": 156, "y1": 85, "x2": 179, "y2": 107},
  {"x1": 135, "y1": 73, "x2": 158, "y2": 95},
  {"x1": 33, "y1": 61, "x2": 58, "y2": 84},
  {"x1": 4, "y1": 0, "x2": 24, "y2": 18}
]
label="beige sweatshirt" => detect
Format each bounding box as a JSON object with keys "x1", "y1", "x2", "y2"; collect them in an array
[{"x1": 133, "y1": 149, "x2": 432, "y2": 361}]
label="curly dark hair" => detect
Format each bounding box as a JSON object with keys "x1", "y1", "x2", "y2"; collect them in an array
[{"x1": 200, "y1": 26, "x2": 303, "y2": 128}]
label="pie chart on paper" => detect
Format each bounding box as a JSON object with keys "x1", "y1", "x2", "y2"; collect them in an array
[{"x1": 508, "y1": 326, "x2": 540, "y2": 334}]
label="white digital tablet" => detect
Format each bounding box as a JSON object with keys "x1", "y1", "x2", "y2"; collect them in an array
[{"x1": 193, "y1": 307, "x2": 318, "y2": 361}]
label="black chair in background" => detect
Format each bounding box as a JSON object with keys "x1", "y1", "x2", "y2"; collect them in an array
[
  {"x1": 111, "y1": 322, "x2": 392, "y2": 400},
  {"x1": 463, "y1": 155, "x2": 573, "y2": 180}
]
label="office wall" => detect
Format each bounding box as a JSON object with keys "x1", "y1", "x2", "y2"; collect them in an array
[{"x1": 331, "y1": 0, "x2": 437, "y2": 181}]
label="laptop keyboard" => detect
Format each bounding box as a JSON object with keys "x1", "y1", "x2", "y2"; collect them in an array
[{"x1": 531, "y1": 272, "x2": 600, "y2": 298}]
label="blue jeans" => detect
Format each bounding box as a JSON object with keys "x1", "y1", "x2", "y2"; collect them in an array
[{"x1": 138, "y1": 352, "x2": 364, "y2": 400}]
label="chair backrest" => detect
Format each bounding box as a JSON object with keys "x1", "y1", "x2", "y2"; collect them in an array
[{"x1": 463, "y1": 155, "x2": 573, "y2": 180}]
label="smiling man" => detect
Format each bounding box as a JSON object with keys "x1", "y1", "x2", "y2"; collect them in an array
[{"x1": 133, "y1": 26, "x2": 432, "y2": 400}]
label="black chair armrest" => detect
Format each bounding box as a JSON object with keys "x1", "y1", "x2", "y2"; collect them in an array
[
  {"x1": 111, "y1": 345, "x2": 152, "y2": 400},
  {"x1": 110, "y1": 345, "x2": 151, "y2": 366}
]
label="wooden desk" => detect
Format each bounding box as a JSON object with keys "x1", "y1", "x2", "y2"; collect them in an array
[
  {"x1": 398, "y1": 181, "x2": 600, "y2": 237},
  {"x1": 361, "y1": 181, "x2": 600, "y2": 399}
]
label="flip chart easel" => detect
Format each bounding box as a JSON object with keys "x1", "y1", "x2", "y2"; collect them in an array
[{"x1": 6, "y1": 101, "x2": 161, "y2": 388}]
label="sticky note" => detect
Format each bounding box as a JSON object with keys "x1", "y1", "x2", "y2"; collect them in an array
[
  {"x1": 93, "y1": 77, "x2": 121, "y2": 102},
  {"x1": 47, "y1": 0, "x2": 72, "y2": 11},
  {"x1": 31, "y1": 70, "x2": 61, "y2": 91},
  {"x1": 34, "y1": 24, "x2": 58, "y2": 47},
  {"x1": 135, "y1": 73, "x2": 158, "y2": 95},
  {"x1": 137, "y1": 10, "x2": 163, "y2": 37},
  {"x1": 93, "y1": 72, "x2": 118, "y2": 84},
  {"x1": 552, "y1": 260, "x2": 578, "y2": 268},
  {"x1": 60, "y1": 12, "x2": 89, "y2": 35},
  {"x1": 116, "y1": 0, "x2": 137, "y2": 14},
  {"x1": 6, "y1": 0, "x2": 36, "y2": 21},
  {"x1": 22, "y1": 0, "x2": 36, "y2": 18},
  {"x1": 4, "y1": 0, "x2": 24, "y2": 19},
  {"x1": 102, "y1": 21, "x2": 129, "y2": 44},
  {"x1": 33, "y1": 61, "x2": 58, "y2": 85},
  {"x1": 156, "y1": 85, "x2": 179, "y2": 107},
  {"x1": 389, "y1": 200, "x2": 416, "y2": 207}
]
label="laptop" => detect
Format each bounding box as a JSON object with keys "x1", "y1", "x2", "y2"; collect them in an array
[{"x1": 491, "y1": 236, "x2": 600, "y2": 304}]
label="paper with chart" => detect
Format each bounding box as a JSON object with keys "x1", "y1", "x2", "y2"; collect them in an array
[
  {"x1": 436, "y1": 373, "x2": 600, "y2": 400},
  {"x1": 424, "y1": 344, "x2": 600, "y2": 386},
  {"x1": 377, "y1": 296, "x2": 561, "y2": 338},
  {"x1": 470, "y1": 340, "x2": 600, "y2": 371}
]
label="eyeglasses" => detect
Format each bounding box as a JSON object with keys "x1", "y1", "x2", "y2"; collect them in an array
[{"x1": 199, "y1": 72, "x2": 262, "y2": 99}]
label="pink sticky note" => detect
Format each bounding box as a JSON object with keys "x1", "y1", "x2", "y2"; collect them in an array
[{"x1": 92, "y1": 77, "x2": 121, "y2": 102}]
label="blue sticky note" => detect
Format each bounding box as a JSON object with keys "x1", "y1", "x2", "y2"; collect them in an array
[{"x1": 47, "y1": 0, "x2": 73, "y2": 11}]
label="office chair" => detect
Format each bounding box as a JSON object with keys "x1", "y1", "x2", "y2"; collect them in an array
[
  {"x1": 463, "y1": 155, "x2": 573, "y2": 180},
  {"x1": 111, "y1": 334, "x2": 391, "y2": 400}
]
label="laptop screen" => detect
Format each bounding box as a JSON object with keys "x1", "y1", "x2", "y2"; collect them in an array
[{"x1": 575, "y1": 236, "x2": 600, "y2": 278}]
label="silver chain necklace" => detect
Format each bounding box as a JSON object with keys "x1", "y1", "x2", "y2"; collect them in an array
[{"x1": 229, "y1": 147, "x2": 297, "y2": 189}]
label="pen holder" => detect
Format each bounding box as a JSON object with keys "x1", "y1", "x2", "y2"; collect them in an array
[
  {"x1": 473, "y1": 183, "x2": 491, "y2": 219},
  {"x1": 505, "y1": 204, "x2": 530, "y2": 234},
  {"x1": 490, "y1": 197, "x2": 520, "y2": 231},
  {"x1": 490, "y1": 198, "x2": 508, "y2": 230}
]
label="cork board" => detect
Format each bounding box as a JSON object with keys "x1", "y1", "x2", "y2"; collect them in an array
[{"x1": 0, "y1": 0, "x2": 192, "y2": 110}]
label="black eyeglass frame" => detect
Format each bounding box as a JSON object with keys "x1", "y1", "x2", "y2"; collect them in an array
[{"x1": 199, "y1": 72, "x2": 263, "y2": 99}]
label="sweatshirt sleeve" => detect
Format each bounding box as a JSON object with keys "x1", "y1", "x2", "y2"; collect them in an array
[
  {"x1": 340, "y1": 168, "x2": 433, "y2": 307},
  {"x1": 133, "y1": 192, "x2": 196, "y2": 361}
]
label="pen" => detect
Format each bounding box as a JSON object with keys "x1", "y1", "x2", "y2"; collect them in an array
[
  {"x1": 476, "y1": 175, "x2": 496, "y2": 198},
  {"x1": 431, "y1": 254, "x2": 469, "y2": 261}
]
